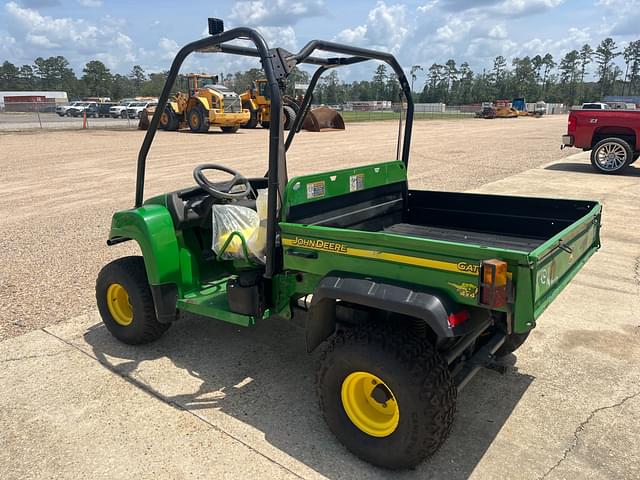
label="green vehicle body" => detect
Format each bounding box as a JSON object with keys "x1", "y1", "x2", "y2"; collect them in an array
[
  {"x1": 109, "y1": 158, "x2": 601, "y2": 335},
  {"x1": 97, "y1": 21, "x2": 603, "y2": 469}
]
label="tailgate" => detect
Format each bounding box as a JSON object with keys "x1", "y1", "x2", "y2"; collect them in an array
[{"x1": 529, "y1": 202, "x2": 602, "y2": 318}]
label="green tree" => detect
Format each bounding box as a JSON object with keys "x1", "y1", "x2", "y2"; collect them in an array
[
  {"x1": 372, "y1": 64, "x2": 388, "y2": 100},
  {"x1": 559, "y1": 50, "x2": 580, "y2": 105},
  {"x1": 0, "y1": 61, "x2": 20, "y2": 89},
  {"x1": 595, "y1": 38, "x2": 620, "y2": 97},
  {"x1": 82, "y1": 60, "x2": 112, "y2": 96},
  {"x1": 129, "y1": 65, "x2": 146, "y2": 91},
  {"x1": 491, "y1": 55, "x2": 508, "y2": 98},
  {"x1": 139, "y1": 71, "x2": 168, "y2": 97}
]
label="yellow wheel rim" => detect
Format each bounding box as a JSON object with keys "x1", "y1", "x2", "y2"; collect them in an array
[
  {"x1": 341, "y1": 371, "x2": 399, "y2": 437},
  {"x1": 191, "y1": 112, "x2": 199, "y2": 127},
  {"x1": 160, "y1": 112, "x2": 168, "y2": 125},
  {"x1": 106, "y1": 283, "x2": 133, "y2": 326}
]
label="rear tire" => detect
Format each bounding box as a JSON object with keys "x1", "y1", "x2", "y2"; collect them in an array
[
  {"x1": 283, "y1": 105, "x2": 297, "y2": 130},
  {"x1": 220, "y1": 126, "x2": 239, "y2": 133},
  {"x1": 187, "y1": 104, "x2": 210, "y2": 133},
  {"x1": 96, "y1": 256, "x2": 170, "y2": 345},
  {"x1": 590, "y1": 138, "x2": 632, "y2": 174},
  {"x1": 317, "y1": 323, "x2": 456, "y2": 470},
  {"x1": 120, "y1": 111, "x2": 127, "y2": 118},
  {"x1": 260, "y1": 120, "x2": 270, "y2": 129}
]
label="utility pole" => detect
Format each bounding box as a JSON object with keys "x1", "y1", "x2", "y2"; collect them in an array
[{"x1": 410, "y1": 65, "x2": 423, "y2": 96}]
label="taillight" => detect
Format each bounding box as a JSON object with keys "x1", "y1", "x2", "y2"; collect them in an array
[
  {"x1": 568, "y1": 114, "x2": 577, "y2": 134},
  {"x1": 447, "y1": 309, "x2": 470, "y2": 327},
  {"x1": 480, "y1": 259, "x2": 508, "y2": 308}
]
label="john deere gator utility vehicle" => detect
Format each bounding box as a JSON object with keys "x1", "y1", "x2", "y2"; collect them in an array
[
  {"x1": 96, "y1": 18, "x2": 602, "y2": 470},
  {"x1": 159, "y1": 73, "x2": 249, "y2": 133}
]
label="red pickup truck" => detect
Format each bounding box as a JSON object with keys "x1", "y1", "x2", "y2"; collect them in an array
[{"x1": 562, "y1": 109, "x2": 640, "y2": 173}]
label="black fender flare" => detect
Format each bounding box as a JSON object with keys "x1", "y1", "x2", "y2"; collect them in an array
[{"x1": 306, "y1": 274, "x2": 474, "y2": 352}]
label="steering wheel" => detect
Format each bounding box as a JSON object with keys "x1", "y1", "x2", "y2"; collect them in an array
[{"x1": 193, "y1": 164, "x2": 251, "y2": 200}]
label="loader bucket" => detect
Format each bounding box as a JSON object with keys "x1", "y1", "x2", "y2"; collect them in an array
[
  {"x1": 302, "y1": 106, "x2": 345, "y2": 132},
  {"x1": 138, "y1": 107, "x2": 155, "y2": 130}
]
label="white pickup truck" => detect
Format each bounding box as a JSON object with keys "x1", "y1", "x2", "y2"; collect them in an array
[
  {"x1": 109, "y1": 101, "x2": 136, "y2": 118},
  {"x1": 126, "y1": 101, "x2": 157, "y2": 119},
  {"x1": 55, "y1": 102, "x2": 82, "y2": 117}
]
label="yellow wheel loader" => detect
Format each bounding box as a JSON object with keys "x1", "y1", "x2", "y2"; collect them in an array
[
  {"x1": 159, "y1": 74, "x2": 250, "y2": 133},
  {"x1": 240, "y1": 79, "x2": 344, "y2": 132}
]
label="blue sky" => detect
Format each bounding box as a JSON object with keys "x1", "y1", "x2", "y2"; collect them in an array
[{"x1": 0, "y1": 0, "x2": 638, "y2": 83}]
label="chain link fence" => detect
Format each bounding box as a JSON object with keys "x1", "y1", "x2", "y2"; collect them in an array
[
  {"x1": 0, "y1": 102, "x2": 139, "y2": 131},
  {"x1": 1, "y1": 101, "x2": 569, "y2": 132}
]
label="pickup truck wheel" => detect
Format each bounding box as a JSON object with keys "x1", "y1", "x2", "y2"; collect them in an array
[
  {"x1": 494, "y1": 332, "x2": 530, "y2": 357},
  {"x1": 317, "y1": 324, "x2": 456, "y2": 470},
  {"x1": 96, "y1": 256, "x2": 170, "y2": 345},
  {"x1": 120, "y1": 111, "x2": 127, "y2": 118},
  {"x1": 591, "y1": 138, "x2": 632, "y2": 174}
]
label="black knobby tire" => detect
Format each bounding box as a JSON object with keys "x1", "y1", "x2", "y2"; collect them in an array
[
  {"x1": 96, "y1": 256, "x2": 170, "y2": 345},
  {"x1": 221, "y1": 126, "x2": 240, "y2": 133},
  {"x1": 590, "y1": 137, "x2": 633, "y2": 174},
  {"x1": 317, "y1": 323, "x2": 456, "y2": 470},
  {"x1": 187, "y1": 104, "x2": 210, "y2": 133},
  {"x1": 241, "y1": 102, "x2": 258, "y2": 129},
  {"x1": 283, "y1": 105, "x2": 297, "y2": 131},
  {"x1": 494, "y1": 331, "x2": 530, "y2": 357},
  {"x1": 159, "y1": 106, "x2": 179, "y2": 131}
]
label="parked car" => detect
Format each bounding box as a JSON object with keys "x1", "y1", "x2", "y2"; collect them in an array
[
  {"x1": 110, "y1": 101, "x2": 137, "y2": 118},
  {"x1": 96, "y1": 103, "x2": 116, "y2": 118},
  {"x1": 67, "y1": 102, "x2": 99, "y2": 118},
  {"x1": 127, "y1": 101, "x2": 157, "y2": 119},
  {"x1": 581, "y1": 102, "x2": 611, "y2": 110},
  {"x1": 55, "y1": 102, "x2": 83, "y2": 117},
  {"x1": 562, "y1": 108, "x2": 640, "y2": 173}
]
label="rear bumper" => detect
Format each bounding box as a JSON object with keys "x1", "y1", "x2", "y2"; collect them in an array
[{"x1": 561, "y1": 134, "x2": 574, "y2": 148}]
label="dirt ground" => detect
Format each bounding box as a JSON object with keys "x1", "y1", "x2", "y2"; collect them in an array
[{"x1": 0, "y1": 116, "x2": 573, "y2": 340}]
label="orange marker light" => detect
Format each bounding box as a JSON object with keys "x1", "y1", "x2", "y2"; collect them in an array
[{"x1": 480, "y1": 259, "x2": 508, "y2": 308}]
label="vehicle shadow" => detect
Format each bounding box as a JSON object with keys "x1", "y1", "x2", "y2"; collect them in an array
[
  {"x1": 546, "y1": 162, "x2": 640, "y2": 176},
  {"x1": 84, "y1": 314, "x2": 533, "y2": 479}
]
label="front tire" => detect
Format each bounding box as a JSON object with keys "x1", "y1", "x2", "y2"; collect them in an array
[
  {"x1": 187, "y1": 104, "x2": 210, "y2": 133},
  {"x1": 96, "y1": 256, "x2": 170, "y2": 345},
  {"x1": 159, "y1": 106, "x2": 179, "y2": 131},
  {"x1": 590, "y1": 138, "x2": 632, "y2": 174},
  {"x1": 317, "y1": 324, "x2": 456, "y2": 470}
]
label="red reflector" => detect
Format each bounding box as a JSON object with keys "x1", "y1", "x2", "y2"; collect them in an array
[{"x1": 448, "y1": 310, "x2": 470, "y2": 327}]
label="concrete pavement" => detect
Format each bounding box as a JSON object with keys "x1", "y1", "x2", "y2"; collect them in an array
[{"x1": 1, "y1": 151, "x2": 639, "y2": 479}]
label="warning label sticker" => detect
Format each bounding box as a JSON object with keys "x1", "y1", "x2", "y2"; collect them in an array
[
  {"x1": 349, "y1": 174, "x2": 364, "y2": 192},
  {"x1": 306, "y1": 181, "x2": 326, "y2": 199}
]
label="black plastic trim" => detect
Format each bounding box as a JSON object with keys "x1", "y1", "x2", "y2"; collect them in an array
[{"x1": 150, "y1": 284, "x2": 178, "y2": 324}]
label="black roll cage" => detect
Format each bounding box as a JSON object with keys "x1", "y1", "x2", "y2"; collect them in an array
[{"x1": 135, "y1": 26, "x2": 414, "y2": 278}]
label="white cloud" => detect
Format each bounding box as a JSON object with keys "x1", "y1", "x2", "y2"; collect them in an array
[
  {"x1": 336, "y1": 2, "x2": 409, "y2": 53},
  {"x1": 4, "y1": 1, "x2": 141, "y2": 70},
  {"x1": 77, "y1": 0, "x2": 102, "y2": 6},
  {"x1": 158, "y1": 37, "x2": 179, "y2": 59},
  {"x1": 229, "y1": 0, "x2": 326, "y2": 27}
]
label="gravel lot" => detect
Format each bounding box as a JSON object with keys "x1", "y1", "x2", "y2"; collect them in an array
[{"x1": 0, "y1": 115, "x2": 573, "y2": 340}]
